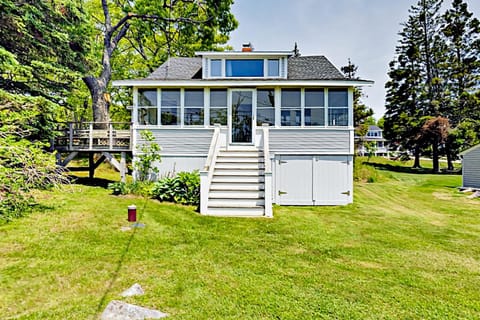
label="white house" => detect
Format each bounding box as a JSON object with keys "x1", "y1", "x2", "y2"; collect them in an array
[
  {"x1": 113, "y1": 44, "x2": 373, "y2": 217},
  {"x1": 460, "y1": 144, "x2": 480, "y2": 190},
  {"x1": 356, "y1": 125, "x2": 389, "y2": 157}
]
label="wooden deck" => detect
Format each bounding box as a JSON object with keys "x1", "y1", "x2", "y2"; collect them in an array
[{"x1": 53, "y1": 122, "x2": 132, "y2": 152}]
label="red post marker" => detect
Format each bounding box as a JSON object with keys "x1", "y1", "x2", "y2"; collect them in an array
[{"x1": 128, "y1": 205, "x2": 137, "y2": 222}]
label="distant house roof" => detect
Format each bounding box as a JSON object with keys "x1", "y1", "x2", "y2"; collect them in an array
[
  {"x1": 145, "y1": 55, "x2": 349, "y2": 81},
  {"x1": 368, "y1": 125, "x2": 382, "y2": 131}
]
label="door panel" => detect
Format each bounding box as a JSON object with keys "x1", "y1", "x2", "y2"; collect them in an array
[
  {"x1": 276, "y1": 156, "x2": 313, "y2": 205},
  {"x1": 231, "y1": 90, "x2": 253, "y2": 143},
  {"x1": 313, "y1": 156, "x2": 352, "y2": 204},
  {"x1": 275, "y1": 155, "x2": 352, "y2": 206}
]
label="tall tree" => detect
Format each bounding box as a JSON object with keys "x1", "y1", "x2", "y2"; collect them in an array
[
  {"x1": 82, "y1": 0, "x2": 237, "y2": 126},
  {"x1": 384, "y1": 11, "x2": 425, "y2": 168},
  {"x1": 341, "y1": 59, "x2": 374, "y2": 138},
  {"x1": 439, "y1": 0, "x2": 480, "y2": 169}
]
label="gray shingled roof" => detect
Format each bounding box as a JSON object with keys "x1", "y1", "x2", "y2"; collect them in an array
[
  {"x1": 287, "y1": 56, "x2": 346, "y2": 80},
  {"x1": 146, "y1": 55, "x2": 347, "y2": 80},
  {"x1": 146, "y1": 57, "x2": 202, "y2": 80}
]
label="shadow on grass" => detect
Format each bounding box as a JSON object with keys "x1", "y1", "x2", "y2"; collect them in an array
[
  {"x1": 365, "y1": 162, "x2": 460, "y2": 175},
  {"x1": 69, "y1": 176, "x2": 115, "y2": 189},
  {"x1": 95, "y1": 197, "x2": 148, "y2": 315}
]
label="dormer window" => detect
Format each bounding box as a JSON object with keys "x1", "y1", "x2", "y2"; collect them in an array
[
  {"x1": 226, "y1": 59, "x2": 264, "y2": 77},
  {"x1": 268, "y1": 59, "x2": 279, "y2": 77},
  {"x1": 210, "y1": 59, "x2": 222, "y2": 77},
  {"x1": 207, "y1": 57, "x2": 285, "y2": 78}
]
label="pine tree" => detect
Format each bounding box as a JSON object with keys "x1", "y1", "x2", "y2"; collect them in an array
[{"x1": 440, "y1": 0, "x2": 480, "y2": 169}]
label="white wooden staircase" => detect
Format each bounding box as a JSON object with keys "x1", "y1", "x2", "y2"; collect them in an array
[
  {"x1": 200, "y1": 125, "x2": 273, "y2": 217},
  {"x1": 207, "y1": 148, "x2": 266, "y2": 216}
]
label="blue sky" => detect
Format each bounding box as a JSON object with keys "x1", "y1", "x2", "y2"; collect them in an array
[{"x1": 227, "y1": 0, "x2": 480, "y2": 118}]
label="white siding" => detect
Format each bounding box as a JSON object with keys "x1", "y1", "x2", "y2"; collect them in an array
[
  {"x1": 135, "y1": 128, "x2": 214, "y2": 155},
  {"x1": 463, "y1": 146, "x2": 480, "y2": 188},
  {"x1": 269, "y1": 129, "x2": 352, "y2": 154}
]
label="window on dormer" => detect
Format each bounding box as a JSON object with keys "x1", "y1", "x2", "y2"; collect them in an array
[
  {"x1": 268, "y1": 59, "x2": 279, "y2": 77},
  {"x1": 211, "y1": 59, "x2": 221, "y2": 77},
  {"x1": 226, "y1": 59, "x2": 264, "y2": 77}
]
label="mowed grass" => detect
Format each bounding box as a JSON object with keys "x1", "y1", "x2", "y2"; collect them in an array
[{"x1": 0, "y1": 159, "x2": 479, "y2": 319}]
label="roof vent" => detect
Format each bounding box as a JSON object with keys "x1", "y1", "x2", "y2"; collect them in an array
[{"x1": 242, "y1": 42, "x2": 253, "y2": 52}]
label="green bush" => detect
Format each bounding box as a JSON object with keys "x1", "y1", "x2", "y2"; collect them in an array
[
  {"x1": 107, "y1": 181, "x2": 154, "y2": 197},
  {"x1": 151, "y1": 171, "x2": 200, "y2": 206}
]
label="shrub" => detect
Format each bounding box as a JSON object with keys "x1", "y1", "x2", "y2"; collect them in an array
[
  {"x1": 134, "y1": 130, "x2": 161, "y2": 182},
  {"x1": 151, "y1": 171, "x2": 200, "y2": 206}
]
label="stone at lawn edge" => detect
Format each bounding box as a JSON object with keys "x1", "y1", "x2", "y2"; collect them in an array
[
  {"x1": 101, "y1": 300, "x2": 168, "y2": 319},
  {"x1": 121, "y1": 283, "x2": 145, "y2": 297},
  {"x1": 467, "y1": 191, "x2": 480, "y2": 199}
]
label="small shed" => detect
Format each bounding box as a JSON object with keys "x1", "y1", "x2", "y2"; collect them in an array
[{"x1": 460, "y1": 144, "x2": 480, "y2": 189}]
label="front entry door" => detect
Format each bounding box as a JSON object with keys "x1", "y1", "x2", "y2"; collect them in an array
[{"x1": 231, "y1": 90, "x2": 254, "y2": 144}]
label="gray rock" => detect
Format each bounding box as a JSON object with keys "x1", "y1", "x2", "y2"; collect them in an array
[
  {"x1": 467, "y1": 191, "x2": 480, "y2": 199},
  {"x1": 101, "y1": 300, "x2": 168, "y2": 319},
  {"x1": 121, "y1": 283, "x2": 144, "y2": 297}
]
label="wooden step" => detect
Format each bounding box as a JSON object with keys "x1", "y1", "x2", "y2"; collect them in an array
[
  {"x1": 206, "y1": 207, "x2": 265, "y2": 217},
  {"x1": 211, "y1": 175, "x2": 265, "y2": 183},
  {"x1": 215, "y1": 162, "x2": 265, "y2": 170},
  {"x1": 210, "y1": 183, "x2": 264, "y2": 191},
  {"x1": 213, "y1": 169, "x2": 264, "y2": 176},
  {"x1": 209, "y1": 190, "x2": 265, "y2": 199},
  {"x1": 208, "y1": 198, "x2": 265, "y2": 207}
]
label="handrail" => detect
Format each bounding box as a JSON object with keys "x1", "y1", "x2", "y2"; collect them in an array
[
  {"x1": 262, "y1": 124, "x2": 272, "y2": 174},
  {"x1": 262, "y1": 124, "x2": 273, "y2": 218},
  {"x1": 200, "y1": 124, "x2": 221, "y2": 214}
]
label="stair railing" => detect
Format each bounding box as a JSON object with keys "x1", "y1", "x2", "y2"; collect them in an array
[
  {"x1": 262, "y1": 124, "x2": 273, "y2": 218},
  {"x1": 200, "y1": 124, "x2": 221, "y2": 214}
]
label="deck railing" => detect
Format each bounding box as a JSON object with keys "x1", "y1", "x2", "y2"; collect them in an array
[{"x1": 53, "y1": 122, "x2": 132, "y2": 151}]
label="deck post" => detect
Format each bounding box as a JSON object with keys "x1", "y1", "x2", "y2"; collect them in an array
[
  {"x1": 89, "y1": 123, "x2": 93, "y2": 150},
  {"x1": 88, "y1": 152, "x2": 95, "y2": 179},
  {"x1": 109, "y1": 123, "x2": 114, "y2": 150},
  {"x1": 69, "y1": 123, "x2": 73, "y2": 150},
  {"x1": 120, "y1": 152, "x2": 126, "y2": 183}
]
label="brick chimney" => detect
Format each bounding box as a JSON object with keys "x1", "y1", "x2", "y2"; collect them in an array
[{"x1": 242, "y1": 42, "x2": 253, "y2": 52}]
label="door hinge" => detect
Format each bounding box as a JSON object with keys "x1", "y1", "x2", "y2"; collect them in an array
[
  {"x1": 278, "y1": 190, "x2": 287, "y2": 196},
  {"x1": 341, "y1": 190, "x2": 351, "y2": 196},
  {"x1": 278, "y1": 160, "x2": 287, "y2": 165}
]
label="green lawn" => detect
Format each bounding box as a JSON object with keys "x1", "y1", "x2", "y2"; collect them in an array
[{"x1": 1, "y1": 159, "x2": 479, "y2": 319}]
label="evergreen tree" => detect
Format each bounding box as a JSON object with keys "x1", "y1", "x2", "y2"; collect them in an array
[
  {"x1": 341, "y1": 59, "x2": 374, "y2": 138},
  {"x1": 440, "y1": 0, "x2": 480, "y2": 169}
]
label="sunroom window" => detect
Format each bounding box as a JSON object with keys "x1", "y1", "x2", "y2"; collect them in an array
[
  {"x1": 281, "y1": 89, "x2": 301, "y2": 126},
  {"x1": 138, "y1": 89, "x2": 157, "y2": 125},
  {"x1": 305, "y1": 89, "x2": 325, "y2": 126},
  {"x1": 161, "y1": 89, "x2": 180, "y2": 125},
  {"x1": 257, "y1": 89, "x2": 275, "y2": 126},
  {"x1": 209, "y1": 89, "x2": 227, "y2": 125},
  {"x1": 184, "y1": 89, "x2": 204, "y2": 125},
  {"x1": 328, "y1": 89, "x2": 348, "y2": 126}
]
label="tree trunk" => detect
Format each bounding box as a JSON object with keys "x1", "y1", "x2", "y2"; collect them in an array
[
  {"x1": 446, "y1": 142, "x2": 454, "y2": 171},
  {"x1": 413, "y1": 146, "x2": 421, "y2": 168},
  {"x1": 432, "y1": 138, "x2": 440, "y2": 173},
  {"x1": 83, "y1": 76, "x2": 110, "y2": 129}
]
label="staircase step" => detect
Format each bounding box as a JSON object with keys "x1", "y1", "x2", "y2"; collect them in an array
[
  {"x1": 208, "y1": 198, "x2": 265, "y2": 207},
  {"x1": 215, "y1": 162, "x2": 265, "y2": 169},
  {"x1": 209, "y1": 190, "x2": 265, "y2": 199},
  {"x1": 210, "y1": 183, "x2": 264, "y2": 191},
  {"x1": 216, "y1": 157, "x2": 264, "y2": 163},
  {"x1": 218, "y1": 151, "x2": 263, "y2": 157},
  {"x1": 213, "y1": 169, "x2": 264, "y2": 176},
  {"x1": 211, "y1": 175, "x2": 265, "y2": 183},
  {"x1": 206, "y1": 207, "x2": 265, "y2": 217}
]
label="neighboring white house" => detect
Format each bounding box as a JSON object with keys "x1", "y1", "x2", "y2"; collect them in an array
[
  {"x1": 460, "y1": 144, "x2": 480, "y2": 189},
  {"x1": 113, "y1": 44, "x2": 373, "y2": 217},
  {"x1": 356, "y1": 125, "x2": 389, "y2": 157}
]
